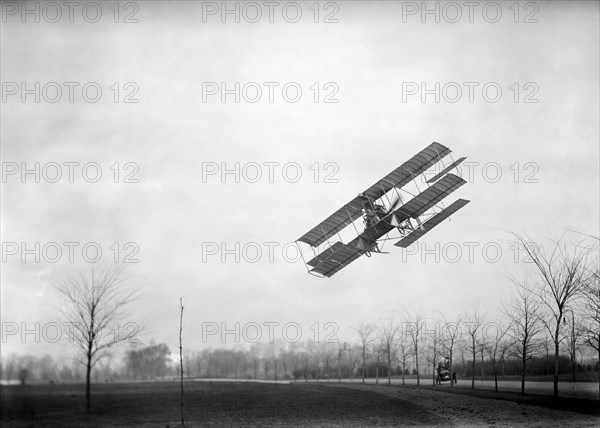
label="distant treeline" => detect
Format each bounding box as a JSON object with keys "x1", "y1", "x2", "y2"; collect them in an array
[{"x1": 2, "y1": 341, "x2": 597, "y2": 384}]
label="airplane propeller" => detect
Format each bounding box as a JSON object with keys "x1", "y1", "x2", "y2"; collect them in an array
[{"x1": 387, "y1": 192, "x2": 402, "y2": 214}]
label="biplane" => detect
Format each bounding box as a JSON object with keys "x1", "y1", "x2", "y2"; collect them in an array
[{"x1": 296, "y1": 142, "x2": 470, "y2": 277}]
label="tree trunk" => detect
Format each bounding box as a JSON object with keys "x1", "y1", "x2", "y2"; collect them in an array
[
  {"x1": 85, "y1": 358, "x2": 91, "y2": 412},
  {"x1": 85, "y1": 334, "x2": 93, "y2": 413},
  {"x1": 387, "y1": 353, "x2": 392, "y2": 385},
  {"x1": 415, "y1": 348, "x2": 420, "y2": 386},
  {"x1": 545, "y1": 345, "x2": 549, "y2": 380},
  {"x1": 362, "y1": 348, "x2": 366, "y2": 384},
  {"x1": 481, "y1": 349, "x2": 484, "y2": 379},
  {"x1": 402, "y1": 356, "x2": 406, "y2": 385},
  {"x1": 597, "y1": 346, "x2": 600, "y2": 400},
  {"x1": 449, "y1": 349, "x2": 454, "y2": 388},
  {"x1": 493, "y1": 361, "x2": 498, "y2": 392},
  {"x1": 471, "y1": 346, "x2": 476, "y2": 389},
  {"x1": 554, "y1": 331, "x2": 560, "y2": 397},
  {"x1": 521, "y1": 344, "x2": 526, "y2": 395}
]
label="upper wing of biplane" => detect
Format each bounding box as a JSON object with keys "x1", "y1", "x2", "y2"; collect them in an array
[{"x1": 297, "y1": 142, "x2": 451, "y2": 247}]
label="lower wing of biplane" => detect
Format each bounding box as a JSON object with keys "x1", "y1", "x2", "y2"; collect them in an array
[{"x1": 296, "y1": 142, "x2": 470, "y2": 277}]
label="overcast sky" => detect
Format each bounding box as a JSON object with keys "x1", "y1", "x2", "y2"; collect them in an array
[{"x1": 1, "y1": 1, "x2": 599, "y2": 358}]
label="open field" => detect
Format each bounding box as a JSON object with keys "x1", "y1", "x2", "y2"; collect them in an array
[{"x1": 1, "y1": 380, "x2": 598, "y2": 427}]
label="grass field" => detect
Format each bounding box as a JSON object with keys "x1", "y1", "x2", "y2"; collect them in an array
[{"x1": 1, "y1": 380, "x2": 598, "y2": 427}]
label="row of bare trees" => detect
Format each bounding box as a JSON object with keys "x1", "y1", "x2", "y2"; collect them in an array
[
  {"x1": 510, "y1": 232, "x2": 598, "y2": 397},
  {"x1": 173, "y1": 305, "x2": 590, "y2": 389}
]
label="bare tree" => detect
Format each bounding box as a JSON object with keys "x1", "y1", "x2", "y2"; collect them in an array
[
  {"x1": 405, "y1": 309, "x2": 427, "y2": 386},
  {"x1": 426, "y1": 316, "x2": 443, "y2": 386},
  {"x1": 512, "y1": 232, "x2": 594, "y2": 397},
  {"x1": 318, "y1": 342, "x2": 335, "y2": 382},
  {"x1": 346, "y1": 344, "x2": 359, "y2": 382},
  {"x1": 336, "y1": 342, "x2": 347, "y2": 383},
  {"x1": 353, "y1": 321, "x2": 376, "y2": 384},
  {"x1": 397, "y1": 327, "x2": 411, "y2": 385},
  {"x1": 283, "y1": 342, "x2": 300, "y2": 382},
  {"x1": 263, "y1": 352, "x2": 272, "y2": 380},
  {"x1": 503, "y1": 284, "x2": 543, "y2": 394},
  {"x1": 441, "y1": 313, "x2": 463, "y2": 388},
  {"x1": 267, "y1": 341, "x2": 281, "y2": 381},
  {"x1": 479, "y1": 342, "x2": 485, "y2": 379},
  {"x1": 541, "y1": 335, "x2": 551, "y2": 380},
  {"x1": 484, "y1": 321, "x2": 511, "y2": 392},
  {"x1": 379, "y1": 319, "x2": 399, "y2": 385},
  {"x1": 498, "y1": 338, "x2": 511, "y2": 379},
  {"x1": 464, "y1": 308, "x2": 483, "y2": 389},
  {"x1": 563, "y1": 308, "x2": 584, "y2": 381},
  {"x1": 373, "y1": 340, "x2": 384, "y2": 384},
  {"x1": 53, "y1": 265, "x2": 143, "y2": 411},
  {"x1": 459, "y1": 347, "x2": 466, "y2": 376},
  {"x1": 249, "y1": 343, "x2": 262, "y2": 379},
  {"x1": 232, "y1": 349, "x2": 245, "y2": 379},
  {"x1": 581, "y1": 263, "x2": 600, "y2": 398}
]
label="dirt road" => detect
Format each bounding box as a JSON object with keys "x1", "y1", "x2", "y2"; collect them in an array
[
  {"x1": 333, "y1": 383, "x2": 599, "y2": 427},
  {"x1": 347, "y1": 377, "x2": 598, "y2": 399}
]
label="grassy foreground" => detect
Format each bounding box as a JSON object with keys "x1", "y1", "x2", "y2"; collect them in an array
[{"x1": 1, "y1": 380, "x2": 598, "y2": 427}]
